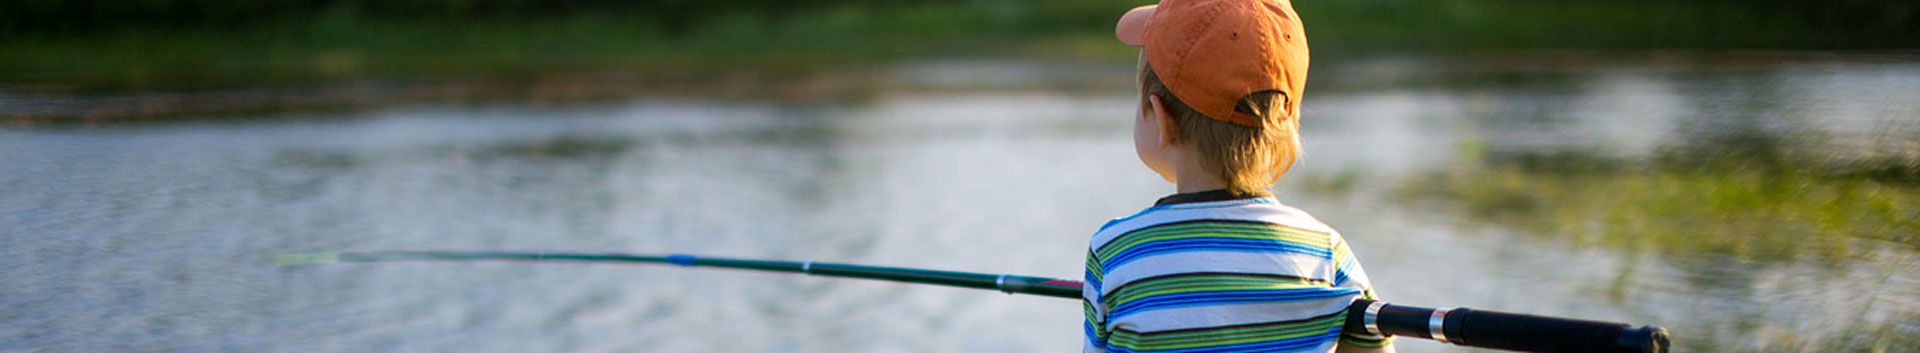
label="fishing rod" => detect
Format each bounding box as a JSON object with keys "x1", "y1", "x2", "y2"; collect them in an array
[{"x1": 279, "y1": 250, "x2": 1669, "y2": 353}]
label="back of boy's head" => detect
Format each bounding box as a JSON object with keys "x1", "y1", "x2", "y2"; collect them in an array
[
  {"x1": 1140, "y1": 61, "x2": 1300, "y2": 195},
  {"x1": 1118, "y1": 0, "x2": 1309, "y2": 194}
]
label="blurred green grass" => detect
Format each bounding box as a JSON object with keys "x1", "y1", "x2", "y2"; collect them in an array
[
  {"x1": 0, "y1": 14, "x2": 1036, "y2": 91},
  {"x1": 3, "y1": 0, "x2": 1916, "y2": 92},
  {"x1": 0, "y1": 1, "x2": 1136, "y2": 92},
  {"x1": 1392, "y1": 131, "x2": 1920, "y2": 265}
]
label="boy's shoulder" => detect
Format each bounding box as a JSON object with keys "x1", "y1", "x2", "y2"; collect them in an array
[{"x1": 1091, "y1": 196, "x2": 1338, "y2": 251}]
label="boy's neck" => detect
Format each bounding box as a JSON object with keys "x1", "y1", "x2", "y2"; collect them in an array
[{"x1": 1168, "y1": 146, "x2": 1230, "y2": 194}]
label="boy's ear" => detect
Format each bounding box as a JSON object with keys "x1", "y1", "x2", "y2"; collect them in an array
[{"x1": 1148, "y1": 95, "x2": 1180, "y2": 146}]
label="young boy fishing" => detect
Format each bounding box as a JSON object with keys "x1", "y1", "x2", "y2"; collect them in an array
[{"x1": 1084, "y1": 1, "x2": 1395, "y2": 352}]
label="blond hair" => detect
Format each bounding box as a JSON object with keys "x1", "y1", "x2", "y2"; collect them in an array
[{"x1": 1140, "y1": 58, "x2": 1302, "y2": 195}]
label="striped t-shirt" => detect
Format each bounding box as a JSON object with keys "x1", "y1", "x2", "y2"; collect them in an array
[{"x1": 1084, "y1": 190, "x2": 1390, "y2": 353}]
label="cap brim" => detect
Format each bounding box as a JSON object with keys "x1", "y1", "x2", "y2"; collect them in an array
[{"x1": 1115, "y1": 5, "x2": 1156, "y2": 47}]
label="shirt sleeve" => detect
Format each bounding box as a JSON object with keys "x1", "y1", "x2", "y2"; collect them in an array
[
  {"x1": 1330, "y1": 235, "x2": 1394, "y2": 348},
  {"x1": 1084, "y1": 249, "x2": 1109, "y2": 353}
]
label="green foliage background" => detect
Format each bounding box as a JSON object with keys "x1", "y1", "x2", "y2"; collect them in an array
[{"x1": 2, "y1": 0, "x2": 1915, "y2": 90}]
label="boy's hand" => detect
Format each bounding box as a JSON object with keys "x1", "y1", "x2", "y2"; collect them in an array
[{"x1": 1336, "y1": 343, "x2": 1396, "y2": 353}]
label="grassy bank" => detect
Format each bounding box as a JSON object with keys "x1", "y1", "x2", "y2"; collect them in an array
[
  {"x1": 1392, "y1": 136, "x2": 1920, "y2": 264},
  {"x1": 1383, "y1": 133, "x2": 1920, "y2": 352}
]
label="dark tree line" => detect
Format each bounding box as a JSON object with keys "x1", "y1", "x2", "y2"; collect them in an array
[
  {"x1": 0, "y1": 0, "x2": 970, "y2": 34},
  {"x1": 2, "y1": 0, "x2": 1915, "y2": 46}
]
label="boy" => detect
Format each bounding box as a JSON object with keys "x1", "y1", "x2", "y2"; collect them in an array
[{"x1": 1084, "y1": 1, "x2": 1394, "y2": 352}]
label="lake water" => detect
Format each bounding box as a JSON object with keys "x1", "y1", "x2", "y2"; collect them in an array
[{"x1": 4, "y1": 52, "x2": 1917, "y2": 352}]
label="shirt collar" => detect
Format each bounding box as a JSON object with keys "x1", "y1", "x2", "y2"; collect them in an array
[{"x1": 1153, "y1": 189, "x2": 1272, "y2": 206}]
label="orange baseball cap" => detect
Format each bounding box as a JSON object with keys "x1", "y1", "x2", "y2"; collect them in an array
[{"x1": 1116, "y1": 0, "x2": 1309, "y2": 127}]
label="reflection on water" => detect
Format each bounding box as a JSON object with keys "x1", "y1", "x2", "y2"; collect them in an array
[{"x1": 4, "y1": 53, "x2": 1918, "y2": 352}]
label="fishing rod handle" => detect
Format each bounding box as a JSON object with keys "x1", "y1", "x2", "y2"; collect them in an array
[{"x1": 1346, "y1": 299, "x2": 1668, "y2": 353}]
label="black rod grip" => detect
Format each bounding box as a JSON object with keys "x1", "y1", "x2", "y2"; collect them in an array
[
  {"x1": 1373, "y1": 303, "x2": 1435, "y2": 338},
  {"x1": 1346, "y1": 300, "x2": 1668, "y2": 353},
  {"x1": 1443, "y1": 307, "x2": 1667, "y2": 353}
]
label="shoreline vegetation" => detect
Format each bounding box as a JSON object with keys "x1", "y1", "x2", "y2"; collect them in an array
[
  {"x1": 1375, "y1": 131, "x2": 1920, "y2": 352},
  {"x1": 1385, "y1": 133, "x2": 1920, "y2": 265},
  {"x1": 4, "y1": 0, "x2": 1918, "y2": 123}
]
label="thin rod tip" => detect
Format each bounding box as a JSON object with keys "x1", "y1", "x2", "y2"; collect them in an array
[{"x1": 275, "y1": 252, "x2": 342, "y2": 266}]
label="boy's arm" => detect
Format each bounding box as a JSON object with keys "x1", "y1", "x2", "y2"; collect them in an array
[
  {"x1": 1333, "y1": 235, "x2": 1395, "y2": 353},
  {"x1": 1338, "y1": 326, "x2": 1396, "y2": 353},
  {"x1": 1336, "y1": 342, "x2": 1397, "y2": 353}
]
